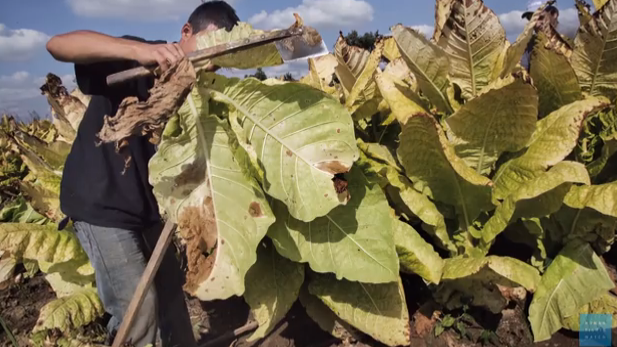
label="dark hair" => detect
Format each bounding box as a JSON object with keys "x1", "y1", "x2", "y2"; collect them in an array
[{"x1": 188, "y1": 1, "x2": 240, "y2": 33}]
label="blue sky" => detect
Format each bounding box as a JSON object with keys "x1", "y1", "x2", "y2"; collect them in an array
[{"x1": 0, "y1": 0, "x2": 582, "y2": 120}]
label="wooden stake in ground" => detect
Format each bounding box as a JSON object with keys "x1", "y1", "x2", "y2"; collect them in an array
[{"x1": 111, "y1": 220, "x2": 176, "y2": 347}]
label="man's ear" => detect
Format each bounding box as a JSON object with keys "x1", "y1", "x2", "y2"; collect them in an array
[{"x1": 182, "y1": 23, "x2": 194, "y2": 39}]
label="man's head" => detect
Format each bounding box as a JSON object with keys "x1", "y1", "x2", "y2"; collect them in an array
[{"x1": 178, "y1": 1, "x2": 240, "y2": 54}]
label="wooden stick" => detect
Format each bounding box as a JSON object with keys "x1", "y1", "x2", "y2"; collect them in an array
[
  {"x1": 106, "y1": 28, "x2": 303, "y2": 86},
  {"x1": 111, "y1": 220, "x2": 177, "y2": 347}
]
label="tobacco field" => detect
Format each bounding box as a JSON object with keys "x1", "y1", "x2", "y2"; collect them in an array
[{"x1": 1, "y1": 0, "x2": 617, "y2": 346}]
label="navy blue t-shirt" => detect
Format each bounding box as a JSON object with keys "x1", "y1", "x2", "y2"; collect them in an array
[{"x1": 60, "y1": 35, "x2": 165, "y2": 231}]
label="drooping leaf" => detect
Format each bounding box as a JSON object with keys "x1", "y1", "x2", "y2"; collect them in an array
[
  {"x1": 436, "y1": 0, "x2": 507, "y2": 98},
  {"x1": 572, "y1": 0, "x2": 617, "y2": 99},
  {"x1": 500, "y1": 1, "x2": 556, "y2": 78},
  {"x1": 33, "y1": 288, "x2": 104, "y2": 333},
  {"x1": 13, "y1": 130, "x2": 71, "y2": 170},
  {"x1": 563, "y1": 181, "x2": 617, "y2": 217},
  {"x1": 382, "y1": 36, "x2": 402, "y2": 61},
  {"x1": 0, "y1": 251, "x2": 16, "y2": 288},
  {"x1": 204, "y1": 72, "x2": 359, "y2": 222},
  {"x1": 397, "y1": 114, "x2": 493, "y2": 231},
  {"x1": 244, "y1": 240, "x2": 304, "y2": 342},
  {"x1": 356, "y1": 140, "x2": 400, "y2": 172},
  {"x1": 562, "y1": 292, "x2": 617, "y2": 331},
  {"x1": 19, "y1": 172, "x2": 64, "y2": 222},
  {"x1": 481, "y1": 161, "x2": 591, "y2": 244},
  {"x1": 39, "y1": 256, "x2": 95, "y2": 287},
  {"x1": 433, "y1": 0, "x2": 455, "y2": 42},
  {"x1": 493, "y1": 97, "x2": 609, "y2": 200},
  {"x1": 375, "y1": 68, "x2": 429, "y2": 125},
  {"x1": 531, "y1": 31, "x2": 582, "y2": 118},
  {"x1": 446, "y1": 76, "x2": 538, "y2": 174},
  {"x1": 299, "y1": 285, "x2": 361, "y2": 341},
  {"x1": 309, "y1": 274, "x2": 410, "y2": 347},
  {"x1": 344, "y1": 40, "x2": 385, "y2": 118},
  {"x1": 44, "y1": 272, "x2": 94, "y2": 298},
  {"x1": 528, "y1": 241, "x2": 614, "y2": 342},
  {"x1": 393, "y1": 219, "x2": 444, "y2": 284},
  {"x1": 268, "y1": 165, "x2": 400, "y2": 284},
  {"x1": 149, "y1": 83, "x2": 276, "y2": 300},
  {"x1": 299, "y1": 55, "x2": 339, "y2": 97},
  {"x1": 334, "y1": 33, "x2": 370, "y2": 98},
  {"x1": 392, "y1": 24, "x2": 453, "y2": 113},
  {"x1": 384, "y1": 171, "x2": 456, "y2": 254},
  {"x1": 437, "y1": 256, "x2": 541, "y2": 313},
  {"x1": 0, "y1": 223, "x2": 87, "y2": 265}
]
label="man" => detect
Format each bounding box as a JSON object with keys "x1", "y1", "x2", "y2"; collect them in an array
[
  {"x1": 520, "y1": 0, "x2": 560, "y2": 70},
  {"x1": 45, "y1": 1, "x2": 240, "y2": 346}
]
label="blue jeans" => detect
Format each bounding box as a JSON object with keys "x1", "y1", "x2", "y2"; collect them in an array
[{"x1": 73, "y1": 221, "x2": 196, "y2": 347}]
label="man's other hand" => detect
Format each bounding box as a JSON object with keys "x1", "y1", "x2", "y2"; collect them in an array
[{"x1": 135, "y1": 43, "x2": 186, "y2": 72}]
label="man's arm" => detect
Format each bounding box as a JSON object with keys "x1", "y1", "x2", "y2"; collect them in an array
[{"x1": 46, "y1": 30, "x2": 185, "y2": 72}]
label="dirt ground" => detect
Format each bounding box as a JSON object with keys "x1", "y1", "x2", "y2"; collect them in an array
[{"x1": 2, "y1": 251, "x2": 616, "y2": 347}]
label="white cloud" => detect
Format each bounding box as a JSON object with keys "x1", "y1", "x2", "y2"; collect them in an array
[
  {"x1": 0, "y1": 24, "x2": 50, "y2": 61},
  {"x1": 498, "y1": 7, "x2": 580, "y2": 41},
  {"x1": 0, "y1": 71, "x2": 32, "y2": 85},
  {"x1": 248, "y1": 0, "x2": 374, "y2": 30},
  {"x1": 411, "y1": 25, "x2": 434, "y2": 38},
  {"x1": 66, "y1": 0, "x2": 236, "y2": 21}
]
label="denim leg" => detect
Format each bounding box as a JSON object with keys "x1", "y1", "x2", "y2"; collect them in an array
[
  {"x1": 73, "y1": 221, "x2": 158, "y2": 347},
  {"x1": 142, "y1": 223, "x2": 197, "y2": 347}
]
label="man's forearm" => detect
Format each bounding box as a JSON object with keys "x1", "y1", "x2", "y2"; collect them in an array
[{"x1": 46, "y1": 30, "x2": 145, "y2": 64}]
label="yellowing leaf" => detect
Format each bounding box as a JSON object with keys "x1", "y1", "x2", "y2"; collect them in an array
[
  {"x1": 149, "y1": 84, "x2": 275, "y2": 301},
  {"x1": 244, "y1": 241, "x2": 304, "y2": 342},
  {"x1": 0, "y1": 223, "x2": 87, "y2": 264},
  {"x1": 397, "y1": 114, "x2": 493, "y2": 230},
  {"x1": 394, "y1": 220, "x2": 444, "y2": 284},
  {"x1": 299, "y1": 286, "x2": 360, "y2": 341},
  {"x1": 493, "y1": 97, "x2": 609, "y2": 200},
  {"x1": 345, "y1": 40, "x2": 384, "y2": 118},
  {"x1": 334, "y1": 34, "x2": 370, "y2": 98},
  {"x1": 531, "y1": 31, "x2": 583, "y2": 118},
  {"x1": 268, "y1": 165, "x2": 400, "y2": 284},
  {"x1": 205, "y1": 73, "x2": 359, "y2": 222},
  {"x1": 433, "y1": 0, "x2": 455, "y2": 42},
  {"x1": 562, "y1": 293, "x2": 617, "y2": 331},
  {"x1": 446, "y1": 76, "x2": 538, "y2": 174},
  {"x1": 33, "y1": 288, "x2": 104, "y2": 333},
  {"x1": 299, "y1": 54, "x2": 339, "y2": 96},
  {"x1": 481, "y1": 161, "x2": 591, "y2": 243},
  {"x1": 528, "y1": 241, "x2": 614, "y2": 342},
  {"x1": 436, "y1": 0, "x2": 507, "y2": 98},
  {"x1": 309, "y1": 274, "x2": 410, "y2": 347},
  {"x1": 392, "y1": 24, "x2": 453, "y2": 113},
  {"x1": 375, "y1": 68, "x2": 429, "y2": 125},
  {"x1": 593, "y1": 0, "x2": 611, "y2": 11},
  {"x1": 0, "y1": 251, "x2": 16, "y2": 288},
  {"x1": 382, "y1": 36, "x2": 401, "y2": 61},
  {"x1": 572, "y1": 0, "x2": 617, "y2": 99},
  {"x1": 383, "y1": 57, "x2": 416, "y2": 89},
  {"x1": 564, "y1": 181, "x2": 617, "y2": 217}
]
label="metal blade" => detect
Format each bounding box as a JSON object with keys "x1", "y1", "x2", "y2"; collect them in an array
[{"x1": 275, "y1": 37, "x2": 329, "y2": 63}]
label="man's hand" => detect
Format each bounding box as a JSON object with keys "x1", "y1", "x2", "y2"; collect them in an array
[{"x1": 134, "y1": 43, "x2": 186, "y2": 72}]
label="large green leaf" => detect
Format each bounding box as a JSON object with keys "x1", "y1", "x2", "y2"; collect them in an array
[
  {"x1": 309, "y1": 274, "x2": 410, "y2": 347},
  {"x1": 481, "y1": 161, "x2": 591, "y2": 243},
  {"x1": 374, "y1": 68, "x2": 429, "y2": 125},
  {"x1": 397, "y1": 114, "x2": 493, "y2": 231},
  {"x1": 393, "y1": 220, "x2": 444, "y2": 284},
  {"x1": 0, "y1": 223, "x2": 87, "y2": 264},
  {"x1": 392, "y1": 24, "x2": 453, "y2": 113},
  {"x1": 203, "y1": 73, "x2": 359, "y2": 222},
  {"x1": 500, "y1": 1, "x2": 557, "y2": 78},
  {"x1": 530, "y1": 29, "x2": 581, "y2": 118},
  {"x1": 268, "y1": 165, "x2": 399, "y2": 284},
  {"x1": 33, "y1": 288, "x2": 104, "y2": 333},
  {"x1": 244, "y1": 240, "x2": 304, "y2": 342},
  {"x1": 149, "y1": 83, "x2": 276, "y2": 300},
  {"x1": 437, "y1": 256, "x2": 541, "y2": 313},
  {"x1": 493, "y1": 97, "x2": 609, "y2": 200},
  {"x1": 446, "y1": 76, "x2": 538, "y2": 174},
  {"x1": 528, "y1": 241, "x2": 614, "y2": 342},
  {"x1": 436, "y1": 0, "x2": 507, "y2": 98},
  {"x1": 572, "y1": 0, "x2": 617, "y2": 99}
]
